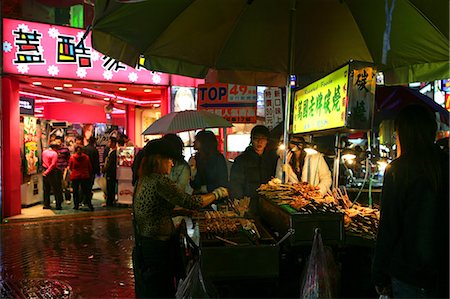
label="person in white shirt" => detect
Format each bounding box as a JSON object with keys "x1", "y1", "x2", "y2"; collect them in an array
[{"x1": 276, "y1": 136, "x2": 332, "y2": 195}]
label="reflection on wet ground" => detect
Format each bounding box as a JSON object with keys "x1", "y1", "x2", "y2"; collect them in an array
[{"x1": 0, "y1": 213, "x2": 135, "y2": 298}]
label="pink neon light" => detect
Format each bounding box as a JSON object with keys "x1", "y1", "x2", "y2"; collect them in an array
[
  {"x1": 19, "y1": 91, "x2": 66, "y2": 102},
  {"x1": 81, "y1": 88, "x2": 160, "y2": 104},
  {"x1": 112, "y1": 108, "x2": 126, "y2": 114},
  {"x1": 2, "y1": 18, "x2": 169, "y2": 85}
]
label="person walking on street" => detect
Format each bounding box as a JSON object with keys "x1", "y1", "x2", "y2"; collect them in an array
[
  {"x1": 372, "y1": 105, "x2": 449, "y2": 298},
  {"x1": 42, "y1": 141, "x2": 64, "y2": 210},
  {"x1": 69, "y1": 145, "x2": 94, "y2": 211},
  {"x1": 55, "y1": 136, "x2": 72, "y2": 203},
  {"x1": 229, "y1": 125, "x2": 278, "y2": 202},
  {"x1": 83, "y1": 136, "x2": 100, "y2": 204},
  {"x1": 103, "y1": 137, "x2": 118, "y2": 207}
]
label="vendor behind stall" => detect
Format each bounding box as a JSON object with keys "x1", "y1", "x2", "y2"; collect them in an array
[
  {"x1": 276, "y1": 136, "x2": 332, "y2": 195},
  {"x1": 229, "y1": 125, "x2": 278, "y2": 200},
  {"x1": 132, "y1": 138, "x2": 229, "y2": 298}
]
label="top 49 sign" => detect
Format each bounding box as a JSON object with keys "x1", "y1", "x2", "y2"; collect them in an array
[{"x1": 197, "y1": 84, "x2": 257, "y2": 123}]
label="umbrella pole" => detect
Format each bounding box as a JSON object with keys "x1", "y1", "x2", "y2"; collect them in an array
[
  {"x1": 223, "y1": 128, "x2": 227, "y2": 159},
  {"x1": 282, "y1": 0, "x2": 297, "y2": 183}
]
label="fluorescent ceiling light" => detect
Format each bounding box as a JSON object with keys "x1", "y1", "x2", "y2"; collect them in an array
[
  {"x1": 54, "y1": 86, "x2": 63, "y2": 90},
  {"x1": 32, "y1": 82, "x2": 42, "y2": 86},
  {"x1": 63, "y1": 83, "x2": 73, "y2": 87}
]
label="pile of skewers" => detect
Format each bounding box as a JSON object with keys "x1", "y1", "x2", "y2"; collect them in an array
[
  {"x1": 343, "y1": 203, "x2": 380, "y2": 240},
  {"x1": 258, "y1": 179, "x2": 380, "y2": 239}
]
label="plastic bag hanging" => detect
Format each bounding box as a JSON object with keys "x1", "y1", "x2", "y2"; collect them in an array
[{"x1": 300, "y1": 228, "x2": 333, "y2": 299}]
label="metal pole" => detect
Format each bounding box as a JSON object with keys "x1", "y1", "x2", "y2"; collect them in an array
[
  {"x1": 223, "y1": 127, "x2": 227, "y2": 158},
  {"x1": 282, "y1": 0, "x2": 297, "y2": 183},
  {"x1": 333, "y1": 133, "x2": 341, "y2": 189}
]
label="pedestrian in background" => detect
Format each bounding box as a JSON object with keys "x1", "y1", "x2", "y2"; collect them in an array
[
  {"x1": 162, "y1": 134, "x2": 191, "y2": 193},
  {"x1": 83, "y1": 136, "x2": 100, "y2": 204},
  {"x1": 42, "y1": 141, "x2": 63, "y2": 210},
  {"x1": 229, "y1": 125, "x2": 278, "y2": 200},
  {"x1": 372, "y1": 105, "x2": 449, "y2": 298},
  {"x1": 55, "y1": 135, "x2": 72, "y2": 203},
  {"x1": 132, "y1": 138, "x2": 228, "y2": 298},
  {"x1": 189, "y1": 130, "x2": 228, "y2": 194},
  {"x1": 69, "y1": 145, "x2": 94, "y2": 211},
  {"x1": 102, "y1": 137, "x2": 118, "y2": 207}
]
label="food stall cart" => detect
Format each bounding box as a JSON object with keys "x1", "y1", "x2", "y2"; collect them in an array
[
  {"x1": 257, "y1": 61, "x2": 379, "y2": 245},
  {"x1": 193, "y1": 200, "x2": 280, "y2": 297}
]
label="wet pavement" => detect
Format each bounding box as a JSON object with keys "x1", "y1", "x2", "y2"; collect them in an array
[{"x1": 0, "y1": 212, "x2": 135, "y2": 298}]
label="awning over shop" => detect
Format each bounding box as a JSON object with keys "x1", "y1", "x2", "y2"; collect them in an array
[{"x1": 375, "y1": 86, "x2": 449, "y2": 124}]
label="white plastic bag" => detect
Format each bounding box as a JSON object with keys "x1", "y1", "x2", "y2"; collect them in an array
[{"x1": 95, "y1": 176, "x2": 107, "y2": 194}]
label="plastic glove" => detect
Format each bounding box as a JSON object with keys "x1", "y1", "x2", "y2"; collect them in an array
[
  {"x1": 188, "y1": 156, "x2": 197, "y2": 178},
  {"x1": 212, "y1": 187, "x2": 229, "y2": 200}
]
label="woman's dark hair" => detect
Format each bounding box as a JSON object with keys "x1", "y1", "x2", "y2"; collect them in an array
[
  {"x1": 195, "y1": 130, "x2": 218, "y2": 157},
  {"x1": 395, "y1": 105, "x2": 437, "y2": 155},
  {"x1": 139, "y1": 138, "x2": 180, "y2": 177},
  {"x1": 139, "y1": 154, "x2": 165, "y2": 178},
  {"x1": 395, "y1": 105, "x2": 440, "y2": 191},
  {"x1": 162, "y1": 134, "x2": 184, "y2": 162}
]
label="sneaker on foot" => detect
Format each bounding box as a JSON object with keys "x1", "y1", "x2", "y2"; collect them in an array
[{"x1": 43, "y1": 206, "x2": 51, "y2": 210}]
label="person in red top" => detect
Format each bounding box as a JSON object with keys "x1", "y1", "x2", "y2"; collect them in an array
[
  {"x1": 42, "y1": 141, "x2": 64, "y2": 210},
  {"x1": 69, "y1": 145, "x2": 94, "y2": 211}
]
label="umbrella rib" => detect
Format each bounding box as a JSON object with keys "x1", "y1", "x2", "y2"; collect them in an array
[
  {"x1": 406, "y1": 0, "x2": 448, "y2": 41},
  {"x1": 212, "y1": 1, "x2": 251, "y2": 69}
]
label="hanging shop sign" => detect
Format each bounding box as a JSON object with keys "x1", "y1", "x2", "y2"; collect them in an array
[
  {"x1": 20, "y1": 96, "x2": 35, "y2": 116},
  {"x1": 197, "y1": 83, "x2": 257, "y2": 123},
  {"x1": 292, "y1": 61, "x2": 376, "y2": 134},
  {"x1": 264, "y1": 87, "x2": 283, "y2": 130},
  {"x1": 2, "y1": 18, "x2": 169, "y2": 85}
]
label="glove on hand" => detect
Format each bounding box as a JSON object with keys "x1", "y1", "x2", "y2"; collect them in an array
[{"x1": 212, "y1": 187, "x2": 229, "y2": 200}]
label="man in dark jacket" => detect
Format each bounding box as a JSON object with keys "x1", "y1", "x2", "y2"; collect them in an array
[
  {"x1": 229, "y1": 125, "x2": 278, "y2": 204},
  {"x1": 83, "y1": 136, "x2": 100, "y2": 204},
  {"x1": 102, "y1": 137, "x2": 117, "y2": 207}
]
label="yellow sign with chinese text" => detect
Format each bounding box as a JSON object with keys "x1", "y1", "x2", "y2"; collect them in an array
[{"x1": 293, "y1": 65, "x2": 349, "y2": 134}]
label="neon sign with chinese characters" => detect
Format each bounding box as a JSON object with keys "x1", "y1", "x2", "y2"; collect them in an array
[{"x1": 2, "y1": 18, "x2": 169, "y2": 85}]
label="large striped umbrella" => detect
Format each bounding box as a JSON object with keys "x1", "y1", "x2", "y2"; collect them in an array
[{"x1": 142, "y1": 110, "x2": 233, "y2": 135}]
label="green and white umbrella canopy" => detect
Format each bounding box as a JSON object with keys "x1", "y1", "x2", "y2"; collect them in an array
[
  {"x1": 142, "y1": 110, "x2": 233, "y2": 135},
  {"x1": 92, "y1": 0, "x2": 449, "y2": 87}
]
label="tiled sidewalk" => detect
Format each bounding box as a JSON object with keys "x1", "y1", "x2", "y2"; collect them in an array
[
  {"x1": 0, "y1": 213, "x2": 135, "y2": 298},
  {"x1": 4, "y1": 191, "x2": 131, "y2": 222}
]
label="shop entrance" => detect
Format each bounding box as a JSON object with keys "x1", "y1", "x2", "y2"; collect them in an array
[{"x1": 8, "y1": 75, "x2": 166, "y2": 220}]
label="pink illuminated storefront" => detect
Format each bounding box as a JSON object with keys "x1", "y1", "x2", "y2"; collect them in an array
[{"x1": 1, "y1": 18, "x2": 203, "y2": 219}]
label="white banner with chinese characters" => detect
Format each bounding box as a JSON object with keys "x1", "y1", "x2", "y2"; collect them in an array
[
  {"x1": 264, "y1": 87, "x2": 283, "y2": 130},
  {"x1": 197, "y1": 84, "x2": 257, "y2": 123}
]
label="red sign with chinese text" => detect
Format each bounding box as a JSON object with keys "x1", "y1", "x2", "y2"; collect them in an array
[
  {"x1": 2, "y1": 18, "x2": 169, "y2": 85},
  {"x1": 197, "y1": 83, "x2": 257, "y2": 123}
]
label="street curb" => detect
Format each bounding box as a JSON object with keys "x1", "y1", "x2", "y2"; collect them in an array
[{"x1": 1, "y1": 207, "x2": 132, "y2": 225}]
